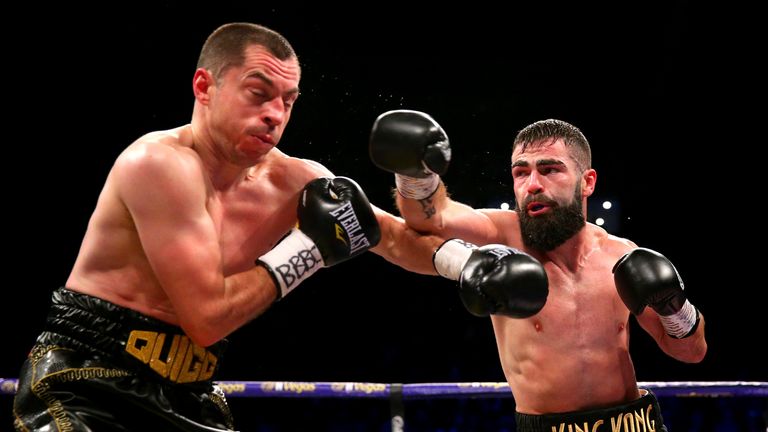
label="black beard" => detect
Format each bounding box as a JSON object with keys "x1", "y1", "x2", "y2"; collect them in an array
[{"x1": 517, "y1": 188, "x2": 585, "y2": 251}]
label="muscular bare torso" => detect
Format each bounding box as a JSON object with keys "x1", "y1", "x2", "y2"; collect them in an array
[
  {"x1": 66, "y1": 125, "x2": 325, "y2": 324},
  {"x1": 488, "y1": 212, "x2": 638, "y2": 414}
]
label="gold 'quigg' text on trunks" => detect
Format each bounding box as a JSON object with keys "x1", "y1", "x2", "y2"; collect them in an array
[
  {"x1": 13, "y1": 288, "x2": 234, "y2": 431},
  {"x1": 125, "y1": 330, "x2": 218, "y2": 383}
]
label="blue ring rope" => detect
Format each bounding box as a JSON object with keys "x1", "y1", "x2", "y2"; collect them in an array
[{"x1": 2, "y1": 378, "x2": 766, "y2": 398}]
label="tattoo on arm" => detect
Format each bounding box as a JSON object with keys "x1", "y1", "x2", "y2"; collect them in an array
[
  {"x1": 419, "y1": 197, "x2": 436, "y2": 219},
  {"x1": 392, "y1": 186, "x2": 437, "y2": 219}
]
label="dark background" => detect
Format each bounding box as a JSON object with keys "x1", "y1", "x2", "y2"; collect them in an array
[{"x1": 3, "y1": 2, "x2": 763, "y2": 430}]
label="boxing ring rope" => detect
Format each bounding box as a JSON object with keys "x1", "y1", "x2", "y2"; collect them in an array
[
  {"x1": 2, "y1": 378, "x2": 767, "y2": 399},
  {"x1": 3, "y1": 379, "x2": 765, "y2": 429}
]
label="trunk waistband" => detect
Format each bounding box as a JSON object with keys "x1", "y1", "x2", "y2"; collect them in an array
[
  {"x1": 515, "y1": 390, "x2": 665, "y2": 432},
  {"x1": 37, "y1": 287, "x2": 228, "y2": 386}
]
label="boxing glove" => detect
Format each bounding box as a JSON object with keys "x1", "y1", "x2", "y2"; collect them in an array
[
  {"x1": 369, "y1": 110, "x2": 451, "y2": 199},
  {"x1": 434, "y1": 239, "x2": 549, "y2": 318},
  {"x1": 258, "y1": 177, "x2": 381, "y2": 298},
  {"x1": 613, "y1": 248, "x2": 699, "y2": 338}
]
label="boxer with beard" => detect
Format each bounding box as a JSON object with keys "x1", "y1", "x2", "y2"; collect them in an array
[
  {"x1": 517, "y1": 180, "x2": 585, "y2": 252},
  {"x1": 370, "y1": 114, "x2": 707, "y2": 432}
]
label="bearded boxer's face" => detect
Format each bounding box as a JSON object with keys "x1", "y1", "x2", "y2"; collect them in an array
[
  {"x1": 511, "y1": 139, "x2": 589, "y2": 251},
  {"x1": 517, "y1": 183, "x2": 585, "y2": 251}
]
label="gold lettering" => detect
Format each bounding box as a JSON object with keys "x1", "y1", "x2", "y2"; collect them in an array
[
  {"x1": 634, "y1": 410, "x2": 646, "y2": 432},
  {"x1": 592, "y1": 419, "x2": 604, "y2": 432},
  {"x1": 552, "y1": 424, "x2": 565, "y2": 432},
  {"x1": 125, "y1": 330, "x2": 217, "y2": 384},
  {"x1": 169, "y1": 336, "x2": 190, "y2": 381},
  {"x1": 623, "y1": 413, "x2": 636, "y2": 432},
  {"x1": 575, "y1": 423, "x2": 588, "y2": 432},
  {"x1": 611, "y1": 415, "x2": 622, "y2": 432},
  {"x1": 198, "y1": 351, "x2": 217, "y2": 381},
  {"x1": 646, "y1": 404, "x2": 655, "y2": 432},
  {"x1": 125, "y1": 330, "x2": 156, "y2": 363},
  {"x1": 177, "y1": 341, "x2": 207, "y2": 383},
  {"x1": 149, "y1": 333, "x2": 180, "y2": 378}
]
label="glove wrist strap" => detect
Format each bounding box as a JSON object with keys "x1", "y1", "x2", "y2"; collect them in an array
[
  {"x1": 433, "y1": 239, "x2": 477, "y2": 280},
  {"x1": 395, "y1": 173, "x2": 440, "y2": 200},
  {"x1": 659, "y1": 300, "x2": 699, "y2": 338},
  {"x1": 257, "y1": 229, "x2": 325, "y2": 299}
]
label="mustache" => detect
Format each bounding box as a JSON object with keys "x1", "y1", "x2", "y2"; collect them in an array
[{"x1": 520, "y1": 195, "x2": 558, "y2": 209}]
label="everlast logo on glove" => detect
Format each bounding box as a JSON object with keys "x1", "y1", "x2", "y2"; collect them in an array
[
  {"x1": 296, "y1": 176, "x2": 380, "y2": 267},
  {"x1": 329, "y1": 201, "x2": 372, "y2": 255},
  {"x1": 486, "y1": 247, "x2": 516, "y2": 260},
  {"x1": 257, "y1": 176, "x2": 380, "y2": 299}
]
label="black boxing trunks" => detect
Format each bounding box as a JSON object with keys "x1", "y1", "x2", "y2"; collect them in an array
[
  {"x1": 13, "y1": 287, "x2": 234, "y2": 432},
  {"x1": 515, "y1": 390, "x2": 667, "y2": 432}
]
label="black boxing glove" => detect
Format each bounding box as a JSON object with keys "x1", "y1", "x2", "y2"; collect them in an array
[
  {"x1": 369, "y1": 110, "x2": 451, "y2": 199},
  {"x1": 613, "y1": 248, "x2": 699, "y2": 338},
  {"x1": 433, "y1": 239, "x2": 549, "y2": 318},
  {"x1": 258, "y1": 177, "x2": 381, "y2": 298}
]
